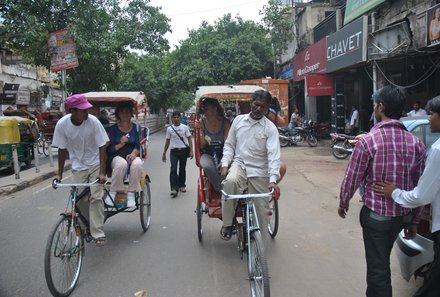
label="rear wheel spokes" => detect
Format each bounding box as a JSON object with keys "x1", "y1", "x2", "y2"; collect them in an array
[{"x1": 248, "y1": 231, "x2": 270, "y2": 297}]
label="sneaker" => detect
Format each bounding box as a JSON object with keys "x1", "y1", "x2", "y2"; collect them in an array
[
  {"x1": 127, "y1": 192, "x2": 136, "y2": 208},
  {"x1": 170, "y1": 190, "x2": 178, "y2": 198},
  {"x1": 179, "y1": 187, "x2": 186, "y2": 192}
]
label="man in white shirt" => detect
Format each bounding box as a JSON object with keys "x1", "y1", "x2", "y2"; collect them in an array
[
  {"x1": 407, "y1": 101, "x2": 428, "y2": 117},
  {"x1": 52, "y1": 94, "x2": 109, "y2": 246},
  {"x1": 162, "y1": 111, "x2": 194, "y2": 198},
  {"x1": 375, "y1": 95, "x2": 440, "y2": 297},
  {"x1": 350, "y1": 105, "x2": 359, "y2": 135},
  {"x1": 220, "y1": 90, "x2": 281, "y2": 241}
]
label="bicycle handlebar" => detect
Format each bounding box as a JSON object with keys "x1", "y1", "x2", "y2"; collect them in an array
[
  {"x1": 52, "y1": 178, "x2": 100, "y2": 189},
  {"x1": 221, "y1": 189, "x2": 274, "y2": 200}
]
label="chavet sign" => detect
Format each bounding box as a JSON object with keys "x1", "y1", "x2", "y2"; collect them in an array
[
  {"x1": 293, "y1": 38, "x2": 327, "y2": 82},
  {"x1": 326, "y1": 16, "x2": 367, "y2": 72}
]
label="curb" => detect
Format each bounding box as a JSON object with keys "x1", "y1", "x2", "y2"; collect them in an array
[{"x1": 0, "y1": 163, "x2": 72, "y2": 196}]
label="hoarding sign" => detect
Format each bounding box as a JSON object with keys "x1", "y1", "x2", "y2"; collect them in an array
[
  {"x1": 326, "y1": 16, "x2": 367, "y2": 72},
  {"x1": 16, "y1": 90, "x2": 30, "y2": 105},
  {"x1": 305, "y1": 75, "x2": 333, "y2": 97},
  {"x1": 48, "y1": 28, "x2": 79, "y2": 72},
  {"x1": 427, "y1": 3, "x2": 440, "y2": 47},
  {"x1": 344, "y1": 0, "x2": 385, "y2": 25},
  {"x1": 293, "y1": 38, "x2": 327, "y2": 81}
]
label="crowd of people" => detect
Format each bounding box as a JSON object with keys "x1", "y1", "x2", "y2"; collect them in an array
[{"x1": 50, "y1": 87, "x2": 439, "y2": 296}]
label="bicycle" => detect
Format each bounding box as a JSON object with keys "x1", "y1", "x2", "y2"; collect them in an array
[
  {"x1": 44, "y1": 177, "x2": 152, "y2": 296},
  {"x1": 221, "y1": 189, "x2": 273, "y2": 297},
  {"x1": 44, "y1": 179, "x2": 99, "y2": 297},
  {"x1": 36, "y1": 130, "x2": 50, "y2": 156}
]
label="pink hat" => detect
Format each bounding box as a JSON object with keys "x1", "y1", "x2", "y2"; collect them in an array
[{"x1": 65, "y1": 94, "x2": 93, "y2": 110}]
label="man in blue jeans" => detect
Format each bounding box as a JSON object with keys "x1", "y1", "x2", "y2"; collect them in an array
[
  {"x1": 162, "y1": 111, "x2": 193, "y2": 198},
  {"x1": 338, "y1": 85, "x2": 426, "y2": 297}
]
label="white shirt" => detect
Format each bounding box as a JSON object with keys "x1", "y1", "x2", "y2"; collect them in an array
[
  {"x1": 350, "y1": 109, "x2": 359, "y2": 127},
  {"x1": 221, "y1": 114, "x2": 281, "y2": 183},
  {"x1": 166, "y1": 124, "x2": 191, "y2": 149},
  {"x1": 392, "y1": 138, "x2": 440, "y2": 233},
  {"x1": 52, "y1": 114, "x2": 109, "y2": 171},
  {"x1": 407, "y1": 109, "x2": 427, "y2": 116}
]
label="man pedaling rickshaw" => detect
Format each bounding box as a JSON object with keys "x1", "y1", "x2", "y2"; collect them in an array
[{"x1": 219, "y1": 90, "x2": 281, "y2": 240}]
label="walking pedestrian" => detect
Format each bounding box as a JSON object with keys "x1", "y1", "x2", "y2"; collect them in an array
[
  {"x1": 162, "y1": 111, "x2": 193, "y2": 198},
  {"x1": 338, "y1": 85, "x2": 426, "y2": 297},
  {"x1": 374, "y1": 95, "x2": 440, "y2": 297}
]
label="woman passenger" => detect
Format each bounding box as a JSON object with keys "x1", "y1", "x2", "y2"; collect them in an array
[
  {"x1": 196, "y1": 98, "x2": 231, "y2": 192},
  {"x1": 106, "y1": 102, "x2": 143, "y2": 207}
]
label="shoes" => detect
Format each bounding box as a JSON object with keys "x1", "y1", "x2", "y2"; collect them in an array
[
  {"x1": 104, "y1": 192, "x2": 115, "y2": 206},
  {"x1": 94, "y1": 237, "x2": 106, "y2": 246},
  {"x1": 127, "y1": 192, "x2": 136, "y2": 208},
  {"x1": 220, "y1": 226, "x2": 233, "y2": 241},
  {"x1": 179, "y1": 187, "x2": 186, "y2": 192},
  {"x1": 170, "y1": 190, "x2": 178, "y2": 198}
]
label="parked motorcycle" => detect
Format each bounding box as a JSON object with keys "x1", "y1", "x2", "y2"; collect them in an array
[
  {"x1": 330, "y1": 132, "x2": 364, "y2": 159},
  {"x1": 279, "y1": 120, "x2": 318, "y2": 147}
]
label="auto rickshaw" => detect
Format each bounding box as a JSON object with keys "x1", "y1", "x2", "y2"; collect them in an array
[{"x1": 0, "y1": 116, "x2": 35, "y2": 170}]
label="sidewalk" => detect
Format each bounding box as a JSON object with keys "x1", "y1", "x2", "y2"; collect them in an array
[{"x1": 0, "y1": 156, "x2": 71, "y2": 197}]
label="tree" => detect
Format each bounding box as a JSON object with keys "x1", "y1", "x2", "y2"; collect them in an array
[
  {"x1": 0, "y1": 0, "x2": 171, "y2": 93},
  {"x1": 260, "y1": 0, "x2": 295, "y2": 78}
]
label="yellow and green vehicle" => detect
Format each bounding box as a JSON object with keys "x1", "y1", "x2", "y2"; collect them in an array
[{"x1": 0, "y1": 116, "x2": 35, "y2": 169}]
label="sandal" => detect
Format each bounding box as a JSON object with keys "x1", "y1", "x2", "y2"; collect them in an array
[
  {"x1": 94, "y1": 237, "x2": 106, "y2": 246},
  {"x1": 220, "y1": 226, "x2": 233, "y2": 241}
]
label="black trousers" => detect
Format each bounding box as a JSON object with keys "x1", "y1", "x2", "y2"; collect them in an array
[
  {"x1": 169, "y1": 148, "x2": 188, "y2": 191},
  {"x1": 360, "y1": 206, "x2": 411, "y2": 297},
  {"x1": 413, "y1": 231, "x2": 440, "y2": 297}
]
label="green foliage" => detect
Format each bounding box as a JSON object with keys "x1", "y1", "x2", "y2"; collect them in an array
[
  {"x1": 261, "y1": 0, "x2": 295, "y2": 76},
  {"x1": 0, "y1": 0, "x2": 171, "y2": 93},
  {"x1": 118, "y1": 14, "x2": 274, "y2": 112}
]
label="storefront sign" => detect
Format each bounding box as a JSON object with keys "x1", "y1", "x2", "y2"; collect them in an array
[
  {"x1": 427, "y1": 3, "x2": 440, "y2": 47},
  {"x1": 48, "y1": 28, "x2": 79, "y2": 72},
  {"x1": 344, "y1": 0, "x2": 385, "y2": 25},
  {"x1": 16, "y1": 90, "x2": 30, "y2": 105},
  {"x1": 279, "y1": 65, "x2": 293, "y2": 80},
  {"x1": 293, "y1": 38, "x2": 327, "y2": 81},
  {"x1": 305, "y1": 75, "x2": 333, "y2": 97},
  {"x1": 326, "y1": 16, "x2": 367, "y2": 72}
]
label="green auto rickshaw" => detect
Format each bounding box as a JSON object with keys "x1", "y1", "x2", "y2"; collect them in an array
[{"x1": 0, "y1": 116, "x2": 35, "y2": 170}]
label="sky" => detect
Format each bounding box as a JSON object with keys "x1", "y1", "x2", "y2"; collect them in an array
[{"x1": 148, "y1": 0, "x2": 269, "y2": 49}]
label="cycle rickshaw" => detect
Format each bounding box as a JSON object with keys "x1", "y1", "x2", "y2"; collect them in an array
[
  {"x1": 194, "y1": 85, "x2": 280, "y2": 297},
  {"x1": 44, "y1": 91, "x2": 152, "y2": 297}
]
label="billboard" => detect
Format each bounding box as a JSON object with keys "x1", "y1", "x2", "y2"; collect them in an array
[
  {"x1": 344, "y1": 0, "x2": 385, "y2": 25},
  {"x1": 427, "y1": 3, "x2": 440, "y2": 47},
  {"x1": 48, "y1": 28, "x2": 79, "y2": 72},
  {"x1": 326, "y1": 16, "x2": 367, "y2": 72}
]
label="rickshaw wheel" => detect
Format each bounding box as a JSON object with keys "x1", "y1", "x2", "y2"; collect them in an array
[
  {"x1": 139, "y1": 181, "x2": 151, "y2": 232},
  {"x1": 42, "y1": 139, "x2": 50, "y2": 157},
  {"x1": 268, "y1": 199, "x2": 279, "y2": 238},
  {"x1": 196, "y1": 192, "x2": 203, "y2": 242}
]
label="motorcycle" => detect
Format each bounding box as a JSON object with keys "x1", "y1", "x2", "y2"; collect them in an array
[
  {"x1": 330, "y1": 132, "x2": 364, "y2": 159},
  {"x1": 278, "y1": 120, "x2": 318, "y2": 147}
]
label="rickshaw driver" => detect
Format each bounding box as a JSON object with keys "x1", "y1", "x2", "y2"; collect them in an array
[
  {"x1": 52, "y1": 94, "x2": 109, "y2": 246},
  {"x1": 220, "y1": 90, "x2": 281, "y2": 241}
]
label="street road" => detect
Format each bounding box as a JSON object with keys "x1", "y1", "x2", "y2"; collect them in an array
[{"x1": 0, "y1": 131, "x2": 421, "y2": 297}]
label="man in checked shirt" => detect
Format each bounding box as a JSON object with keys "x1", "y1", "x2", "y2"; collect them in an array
[{"x1": 338, "y1": 85, "x2": 426, "y2": 297}]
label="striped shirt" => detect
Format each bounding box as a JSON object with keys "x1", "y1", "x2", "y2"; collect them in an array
[{"x1": 339, "y1": 119, "x2": 426, "y2": 221}]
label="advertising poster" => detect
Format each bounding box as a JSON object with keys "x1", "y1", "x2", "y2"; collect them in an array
[
  {"x1": 48, "y1": 28, "x2": 79, "y2": 72},
  {"x1": 427, "y1": 3, "x2": 440, "y2": 47}
]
